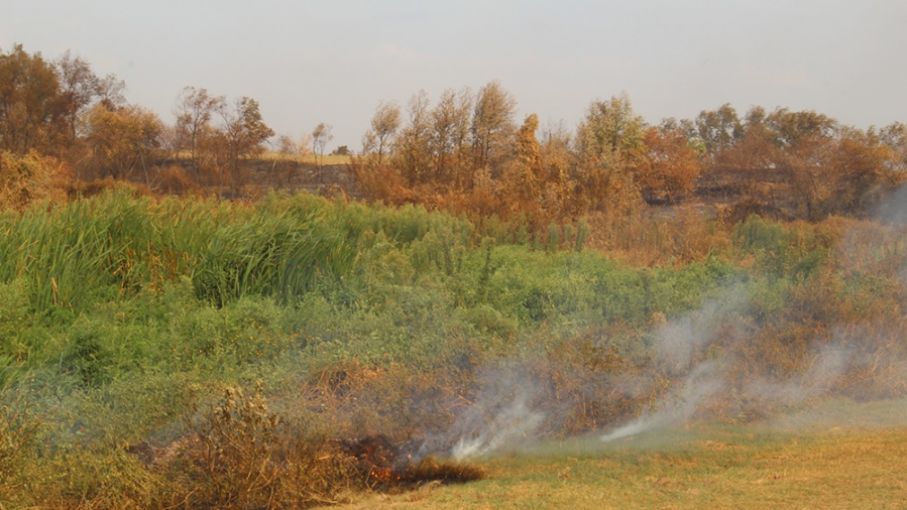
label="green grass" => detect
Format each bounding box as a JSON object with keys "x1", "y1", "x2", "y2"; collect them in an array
[{"x1": 0, "y1": 189, "x2": 905, "y2": 508}]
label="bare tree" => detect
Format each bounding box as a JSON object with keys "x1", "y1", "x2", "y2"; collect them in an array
[
  {"x1": 397, "y1": 91, "x2": 433, "y2": 183},
  {"x1": 219, "y1": 97, "x2": 274, "y2": 187},
  {"x1": 431, "y1": 88, "x2": 472, "y2": 183},
  {"x1": 361, "y1": 101, "x2": 401, "y2": 165},
  {"x1": 298, "y1": 133, "x2": 313, "y2": 156},
  {"x1": 276, "y1": 134, "x2": 299, "y2": 157},
  {"x1": 312, "y1": 123, "x2": 333, "y2": 167},
  {"x1": 471, "y1": 81, "x2": 516, "y2": 172},
  {"x1": 175, "y1": 87, "x2": 225, "y2": 165},
  {"x1": 56, "y1": 51, "x2": 126, "y2": 145}
]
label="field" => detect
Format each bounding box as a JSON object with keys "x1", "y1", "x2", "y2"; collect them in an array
[
  {"x1": 1, "y1": 188, "x2": 906, "y2": 509},
  {"x1": 335, "y1": 422, "x2": 907, "y2": 509},
  {"x1": 259, "y1": 151, "x2": 353, "y2": 166},
  {"x1": 3, "y1": 15, "x2": 907, "y2": 510}
]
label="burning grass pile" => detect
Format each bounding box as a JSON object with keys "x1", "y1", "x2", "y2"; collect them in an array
[
  {"x1": 133, "y1": 387, "x2": 484, "y2": 510},
  {"x1": 339, "y1": 435, "x2": 484, "y2": 490}
]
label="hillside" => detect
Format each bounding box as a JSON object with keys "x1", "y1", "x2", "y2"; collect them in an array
[{"x1": 1, "y1": 188, "x2": 905, "y2": 508}]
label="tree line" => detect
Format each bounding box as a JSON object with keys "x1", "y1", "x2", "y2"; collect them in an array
[
  {"x1": 356, "y1": 86, "x2": 907, "y2": 225},
  {"x1": 0, "y1": 44, "x2": 327, "y2": 197},
  {"x1": 2, "y1": 43, "x2": 905, "y2": 222}
]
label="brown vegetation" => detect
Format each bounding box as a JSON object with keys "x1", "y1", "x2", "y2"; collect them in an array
[
  {"x1": 133, "y1": 386, "x2": 483, "y2": 510},
  {"x1": 353, "y1": 90, "x2": 906, "y2": 234},
  {"x1": 0, "y1": 150, "x2": 72, "y2": 209},
  {"x1": 2, "y1": 44, "x2": 904, "y2": 231}
]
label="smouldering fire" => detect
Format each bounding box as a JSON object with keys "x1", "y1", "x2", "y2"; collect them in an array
[{"x1": 339, "y1": 434, "x2": 485, "y2": 488}]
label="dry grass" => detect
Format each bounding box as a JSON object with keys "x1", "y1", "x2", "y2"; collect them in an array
[
  {"x1": 152, "y1": 386, "x2": 360, "y2": 509},
  {"x1": 585, "y1": 205, "x2": 731, "y2": 266},
  {"x1": 153, "y1": 164, "x2": 200, "y2": 195},
  {"x1": 131, "y1": 386, "x2": 486, "y2": 510},
  {"x1": 327, "y1": 424, "x2": 907, "y2": 509},
  {"x1": 260, "y1": 151, "x2": 353, "y2": 166},
  {"x1": 0, "y1": 150, "x2": 72, "y2": 209}
]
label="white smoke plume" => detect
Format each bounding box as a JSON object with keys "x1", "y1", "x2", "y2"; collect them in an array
[
  {"x1": 450, "y1": 391, "x2": 545, "y2": 460},
  {"x1": 419, "y1": 363, "x2": 552, "y2": 460},
  {"x1": 440, "y1": 183, "x2": 907, "y2": 456},
  {"x1": 601, "y1": 362, "x2": 721, "y2": 442},
  {"x1": 598, "y1": 183, "x2": 907, "y2": 443}
]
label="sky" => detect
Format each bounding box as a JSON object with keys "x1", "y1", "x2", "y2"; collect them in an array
[{"x1": 2, "y1": 0, "x2": 906, "y2": 149}]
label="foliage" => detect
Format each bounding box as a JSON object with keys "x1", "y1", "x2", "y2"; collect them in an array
[
  {"x1": 0, "y1": 150, "x2": 71, "y2": 209},
  {"x1": 0, "y1": 191, "x2": 905, "y2": 508},
  {"x1": 1, "y1": 42, "x2": 907, "y2": 509},
  {"x1": 0, "y1": 44, "x2": 67, "y2": 154},
  {"x1": 81, "y1": 103, "x2": 163, "y2": 179}
]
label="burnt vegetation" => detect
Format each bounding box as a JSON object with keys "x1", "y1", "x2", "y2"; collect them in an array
[{"x1": 1, "y1": 43, "x2": 907, "y2": 509}]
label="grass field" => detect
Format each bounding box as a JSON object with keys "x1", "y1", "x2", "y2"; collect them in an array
[
  {"x1": 259, "y1": 151, "x2": 353, "y2": 166},
  {"x1": 333, "y1": 419, "x2": 907, "y2": 509}
]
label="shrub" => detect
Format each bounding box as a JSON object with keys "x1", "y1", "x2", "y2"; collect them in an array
[{"x1": 0, "y1": 150, "x2": 71, "y2": 210}]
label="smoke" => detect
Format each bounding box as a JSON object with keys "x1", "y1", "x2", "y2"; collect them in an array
[
  {"x1": 598, "y1": 183, "x2": 907, "y2": 442},
  {"x1": 601, "y1": 362, "x2": 721, "y2": 442},
  {"x1": 891, "y1": 184, "x2": 907, "y2": 286},
  {"x1": 874, "y1": 182, "x2": 907, "y2": 226},
  {"x1": 449, "y1": 391, "x2": 544, "y2": 460},
  {"x1": 433, "y1": 183, "x2": 907, "y2": 457},
  {"x1": 600, "y1": 305, "x2": 906, "y2": 442},
  {"x1": 418, "y1": 363, "x2": 551, "y2": 460},
  {"x1": 437, "y1": 291, "x2": 747, "y2": 456},
  {"x1": 748, "y1": 342, "x2": 852, "y2": 407},
  {"x1": 874, "y1": 182, "x2": 907, "y2": 284},
  {"x1": 652, "y1": 295, "x2": 744, "y2": 374},
  {"x1": 597, "y1": 287, "x2": 747, "y2": 442}
]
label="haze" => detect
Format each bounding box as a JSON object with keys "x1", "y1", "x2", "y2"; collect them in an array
[{"x1": 2, "y1": 0, "x2": 905, "y2": 148}]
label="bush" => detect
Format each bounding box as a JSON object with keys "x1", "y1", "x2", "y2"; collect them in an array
[{"x1": 0, "y1": 150, "x2": 71, "y2": 210}]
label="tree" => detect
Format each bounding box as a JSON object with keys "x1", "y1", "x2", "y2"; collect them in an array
[
  {"x1": 311, "y1": 123, "x2": 333, "y2": 167},
  {"x1": 575, "y1": 95, "x2": 646, "y2": 212},
  {"x1": 396, "y1": 91, "x2": 433, "y2": 183},
  {"x1": 56, "y1": 51, "x2": 125, "y2": 144},
  {"x1": 715, "y1": 106, "x2": 779, "y2": 170},
  {"x1": 638, "y1": 126, "x2": 701, "y2": 203},
  {"x1": 500, "y1": 113, "x2": 544, "y2": 219},
  {"x1": 361, "y1": 101, "x2": 401, "y2": 165},
  {"x1": 879, "y1": 122, "x2": 907, "y2": 173},
  {"x1": 430, "y1": 88, "x2": 473, "y2": 184},
  {"x1": 539, "y1": 122, "x2": 576, "y2": 216},
  {"x1": 577, "y1": 95, "x2": 645, "y2": 164},
  {"x1": 0, "y1": 45, "x2": 67, "y2": 154},
  {"x1": 515, "y1": 114, "x2": 543, "y2": 182},
  {"x1": 276, "y1": 135, "x2": 299, "y2": 156},
  {"x1": 827, "y1": 128, "x2": 898, "y2": 214},
  {"x1": 471, "y1": 82, "x2": 516, "y2": 172},
  {"x1": 56, "y1": 52, "x2": 98, "y2": 143},
  {"x1": 695, "y1": 103, "x2": 744, "y2": 159},
  {"x1": 220, "y1": 97, "x2": 274, "y2": 185},
  {"x1": 82, "y1": 103, "x2": 163, "y2": 180},
  {"x1": 175, "y1": 87, "x2": 225, "y2": 165},
  {"x1": 765, "y1": 109, "x2": 837, "y2": 148}
]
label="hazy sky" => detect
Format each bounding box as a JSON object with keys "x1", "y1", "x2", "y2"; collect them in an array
[{"x1": 2, "y1": 0, "x2": 906, "y2": 148}]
